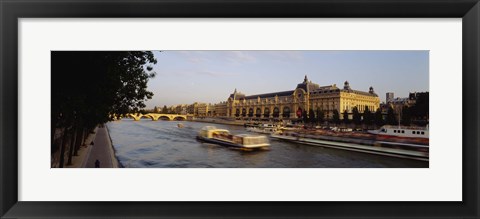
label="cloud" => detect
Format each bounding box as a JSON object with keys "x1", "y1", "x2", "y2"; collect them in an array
[
  {"x1": 225, "y1": 51, "x2": 257, "y2": 63},
  {"x1": 176, "y1": 51, "x2": 210, "y2": 64}
]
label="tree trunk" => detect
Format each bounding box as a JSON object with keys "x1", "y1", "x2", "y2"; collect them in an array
[
  {"x1": 67, "y1": 124, "x2": 77, "y2": 166},
  {"x1": 51, "y1": 114, "x2": 59, "y2": 154},
  {"x1": 74, "y1": 126, "x2": 83, "y2": 156},
  {"x1": 58, "y1": 127, "x2": 69, "y2": 168}
]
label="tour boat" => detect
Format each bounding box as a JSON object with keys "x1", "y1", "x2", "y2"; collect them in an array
[
  {"x1": 245, "y1": 123, "x2": 280, "y2": 134},
  {"x1": 197, "y1": 126, "x2": 270, "y2": 150},
  {"x1": 368, "y1": 125, "x2": 429, "y2": 139},
  {"x1": 271, "y1": 130, "x2": 429, "y2": 161}
]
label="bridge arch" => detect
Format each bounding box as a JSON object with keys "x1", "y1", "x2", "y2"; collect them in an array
[
  {"x1": 173, "y1": 116, "x2": 186, "y2": 121},
  {"x1": 158, "y1": 116, "x2": 171, "y2": 121}
]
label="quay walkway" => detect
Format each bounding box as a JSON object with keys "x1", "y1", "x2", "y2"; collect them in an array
[{"x1": 83, "y1": 125, "x2": 119, "y2": 168}]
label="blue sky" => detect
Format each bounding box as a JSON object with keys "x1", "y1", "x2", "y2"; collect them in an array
[{"x1": 145, "y1": 51, "x2": 429, "y2": 108}]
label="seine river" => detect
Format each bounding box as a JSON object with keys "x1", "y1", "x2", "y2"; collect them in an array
[{"x1": 107, "y1": 120, "x2": 428, "y2": 168}]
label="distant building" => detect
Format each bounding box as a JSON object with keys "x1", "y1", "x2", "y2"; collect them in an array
[
  {"x1": 386, "y1": 92, "x2": 394, "y2": 103},
  {"x1": 214, "y1": 102, "x2": 228, "y2": 117},
  {"x1": 388, "y1": 97, "x2": 412, "y2": 115},
  {"x1": 175, "y1": 104, "x2": 188, "y2": 115},
  {"x1": 187, "y1": 102, "x2": 199, "y2": 115},
  {"x1": 384, "y1": 91, "x2": 429, "y2": 124},
  {"x1": 225, "y1": 75, "x2": 380, "y2": 120},
  {"x1": 196, "y1": 103, "x2": 210, "y2": 117}
]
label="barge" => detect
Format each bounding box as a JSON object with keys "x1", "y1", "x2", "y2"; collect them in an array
[{"x1": 197, "y1": 126, "x2": 270, "y2": 150}]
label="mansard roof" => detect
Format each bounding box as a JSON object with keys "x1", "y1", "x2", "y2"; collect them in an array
[
  {"x1": 342, "y1": 89, "x2": 379, "y2": 97},
  {"x1": 296, "y1": 81, "x2": 320, "y2": 93},
  {"x1": 242, "y1": 90, "x2": 295, "y2": 100}
]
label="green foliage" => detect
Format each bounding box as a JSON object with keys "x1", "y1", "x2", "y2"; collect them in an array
[
  {"x1": 343, "y1": 110, "x2": 350, "y2": 124},
  {"x1": 386, "y1": 106, "x2": 397, "y2": 125},
  {"x1": 316, "y1": 108, "x2": 325, "y2": 124},
  {"x1": 52, "y1": 51, "x2": 157, "y2": 129},
  {"x1": 161, "y1": 105, "x2": 168, "y2": 114},
  {"x1": 308, "y1": 109, "x2": 316, "y2": 124},
  {"x1": 352, "y1": 107, "x2": 361, "y2": 125},
  {"x1": 409, "y1": 93, "x2": 429, "y2": 125},
  {"x1": 51, "y1": 51, "x2": 157, "y2": 165},
  {"x1": 332, "y1": 110, "x2": 340, "y2": 124},
  {"x1": 401, "y1": 106, "x2": 412, "y2": 126},
  {"x1": 363, "y1": 107, "x2": 373, "y2": 125},
  {"x1": 374, "y1": 108, "x2": 384, "y2": 126}
]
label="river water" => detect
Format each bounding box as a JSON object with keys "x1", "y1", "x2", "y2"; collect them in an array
[{"x1": 107, "y1": 120, "x2": 427, "y2": 168}]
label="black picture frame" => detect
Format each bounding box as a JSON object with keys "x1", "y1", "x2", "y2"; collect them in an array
[{"x1": 1, "y1": 0, "x2": 479, "y2": 218}]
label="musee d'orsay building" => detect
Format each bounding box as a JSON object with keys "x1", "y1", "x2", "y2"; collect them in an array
[{"x1": 225, "y1": 75, "x2": 380, "y2": 121}]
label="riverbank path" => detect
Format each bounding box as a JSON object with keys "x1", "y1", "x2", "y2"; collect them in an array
[{"x1": 85, "y1": 126, "x2": 116, "y2": 168}]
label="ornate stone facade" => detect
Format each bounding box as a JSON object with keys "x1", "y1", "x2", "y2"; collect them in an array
[
  {"x1": 214, "y1": 101, "x2": 228, "y2": 117},
  {"x1": 226, "y1": 76, "x2": 380, "y2": 120}
]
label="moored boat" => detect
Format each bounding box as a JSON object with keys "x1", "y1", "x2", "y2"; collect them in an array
[
  {"x1": 271, "y1": 131, "x2": 428, "y2": 161},
  {"x1": 367, "y1": 125, "x2": 429, "y2": 145},
  {"x1": 197, "y1": 126, "x2": 270, "y2": 150},
  {"x1": 368, "y1": 125, "x2": 429, "y2": 139},
  {"x1": 245, "y1": 123, "x2": 280, "y2": 134}
]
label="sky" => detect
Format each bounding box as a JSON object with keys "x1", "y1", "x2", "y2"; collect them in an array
[{"x1": 144, "y1": 51, "x2": 429, "y2": 109}]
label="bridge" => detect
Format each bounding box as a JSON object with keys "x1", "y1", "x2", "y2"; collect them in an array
[{"x1": 112, "y1": 113, "x2": 188, "y2": 121}]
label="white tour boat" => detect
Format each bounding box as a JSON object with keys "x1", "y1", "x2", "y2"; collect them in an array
[
  {"x1": 197, "y1": 126, "x2": 270, "y2": 150},
  {"x1": 368, "y1": 125, "x2": 429, "y2": 139},
  {"x1": 245, "y1": 123, "x2": 280, "y2": 134}
]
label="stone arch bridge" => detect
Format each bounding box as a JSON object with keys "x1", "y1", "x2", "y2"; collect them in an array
[{"x1": 112, "y1": 113, "x2": 188, "y2": 121}]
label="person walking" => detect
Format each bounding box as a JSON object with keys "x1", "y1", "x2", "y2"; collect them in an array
[{"x1": 95, "y1": 159, "x2": 100, "y2": 168}]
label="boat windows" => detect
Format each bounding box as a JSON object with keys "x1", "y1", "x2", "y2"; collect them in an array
[
  {"x1": 412, "y1": 131, "x2": 415, "y2": 134},
  {"x1": 421, "y1": 131, "x2": 424, "y2": 135},
  {"x1": 394, "y1": 130, "x2": 397, "y2": 133},
  {"x1": 402, "y1": 130, "x2": 405, "y2": 133}
]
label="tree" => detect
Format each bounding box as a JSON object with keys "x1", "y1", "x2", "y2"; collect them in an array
[
  {"x1": 401, "y1": 106, "x2": 412, "y2": 126},
  {"x1": 316, "y1": 108, "x2": 325, "y2": 124},
  {"x1": 153, "y1": 106, "x2": 159, "y2": 113},
  {"x1": 52, "y1": 51, "x2": 157, "y2": 167},
  {"x1": 410, "y1": 93, "x2": 429, "y2": 125},
  {"x1": 374, "y1": 108, "x2": 384, "y2": 126},
  {"x1": 309, "y1": 109, "x2": 316, "y2": 124},
  {"x1": 161, "y1": 105, "x2": 168, "y2": 114},
  {"x1": 343, "y1": 110, "x2": 350, "y2": 124},
  {"x1": 363, "y1": 107, "x2": 373, "y2": 126},
  {"x1": 386, "y1": 106, "x2": 397, "y2": 125},
  {"x1": 352, "y1": 107, "x2": 361, "y2": 125},
  {"x1": 332, "y1": 110, "x2": 340, "y2": 124}
]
